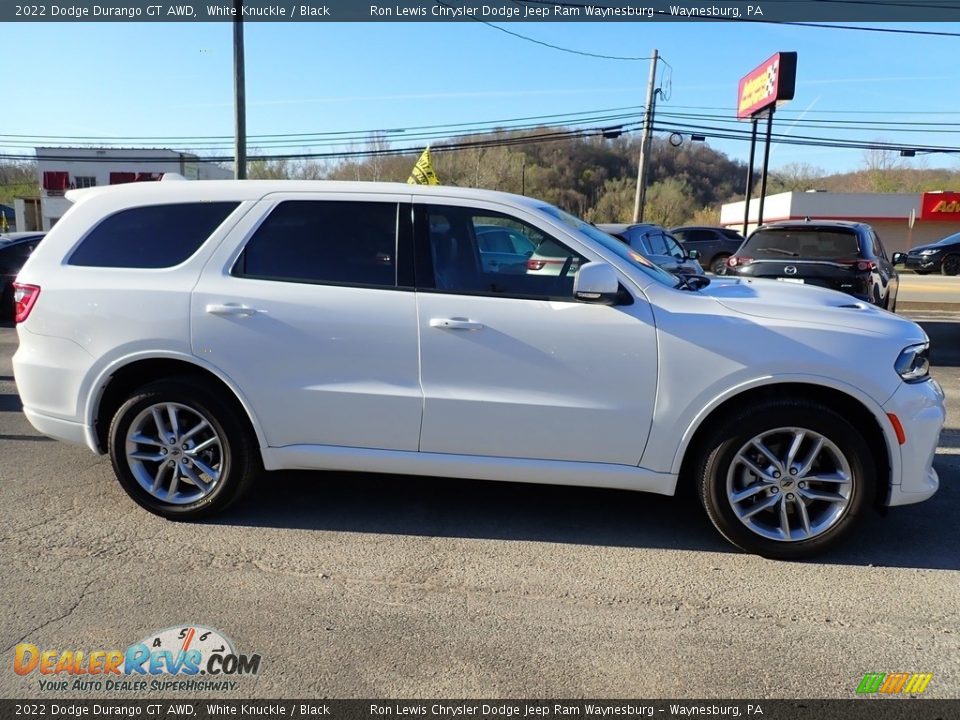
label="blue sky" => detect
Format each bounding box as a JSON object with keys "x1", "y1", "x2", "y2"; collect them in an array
[{"x1": 6, "y1": 20, "x2": 960, "y2": 175}]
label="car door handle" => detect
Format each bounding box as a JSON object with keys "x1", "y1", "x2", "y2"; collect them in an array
[
  {"x1": 429, "y1": 317, "x2": 484, "y2": 331},
  {"x1": 206, "y1": 303, "x2": 259, "y2": 317}
]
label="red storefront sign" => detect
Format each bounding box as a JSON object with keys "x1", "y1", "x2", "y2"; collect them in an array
[
  {"x1": 737, "y1": 52, "x2": 798, "y2": 119},
  {"x1": 921, "y1": 192, "x2": 960, "y2": 220}
]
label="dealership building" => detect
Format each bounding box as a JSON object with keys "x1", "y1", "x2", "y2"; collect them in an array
[
  {"x1": 14, "y1": 147, "x2": 232, "y2": 232},
  {"x1": 720, "y1": 190, "x2": 960, "y2": 254}
]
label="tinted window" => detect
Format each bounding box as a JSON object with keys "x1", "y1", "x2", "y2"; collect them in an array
[
  {"x1": 741, "y1": 228, "x2": 860, "y2": 260},
  {"x1": 70, "y1": 202, "x2": 238, "y2": 268},
  {"x1": 677, "y1": 229, "x2": 714, "y2": 243},
  {"x1": 424, "y1": 205, "x2": 584, "y2": 299},
  {"x1": 236, "y1": 201, "x2": 398, "y2": 287}
]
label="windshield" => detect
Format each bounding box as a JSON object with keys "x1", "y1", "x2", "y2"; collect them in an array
[
  {"x1": 742, "y1": 228, "x2": 860, "y2": 260},
  {"x1": 536, "y1": 205, "x2": 679, "y2": 287}
]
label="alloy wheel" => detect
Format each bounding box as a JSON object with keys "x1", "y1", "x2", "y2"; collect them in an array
[
  {"x1": 725, "y1": 427, "x2": 853, "y2": 542},
  {"x1": 124, "y1": 402, "x2": 226, "y2": 504}
]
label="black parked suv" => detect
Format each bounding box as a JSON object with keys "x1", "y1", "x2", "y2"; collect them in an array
[
  {"x1": 0, "y1": 233, "x2": 45, "y2": 321},
  {"x1": 671, "y1": 226, "x2": 745, "y2": 275},
  {"x1": 897, "y1": 231, "x2": 960, "y2": 275},
  {"x1": 726, "y1": 220, "x2": 898, "y2": 311}
]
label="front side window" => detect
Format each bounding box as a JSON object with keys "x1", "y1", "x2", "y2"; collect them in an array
[
  {"x1": 234, "y1": 201, "x2": 398, "y2": 288},
  {"x1": 536, "y1": 205, "x2": 678, "y2": 287},
  {"x1": 662, "y1": 233, "x2": 687, "y2": 260},
  {"x1": 69, "y1": 202, "x2": 239, "y2": 268},
  {"x1": 422, "y1": 206, "x2": 584, "y2": 299}
]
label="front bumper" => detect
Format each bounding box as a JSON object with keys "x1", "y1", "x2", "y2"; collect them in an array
[
  {"x1": 882, "y1": 378, "x2": 945, "y2": 506},
  {"x1": 904, "y1": 254, "x2": 940, "y2": 271}
]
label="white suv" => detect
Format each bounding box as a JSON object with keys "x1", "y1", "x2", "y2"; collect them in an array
[{"x1": 12, "y1": 180, "x2": 944, "y2": 558}]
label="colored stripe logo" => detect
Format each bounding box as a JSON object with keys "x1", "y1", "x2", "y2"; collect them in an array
[{"x1": 857, "y1": 673, "x2": 932, "y2": 695}]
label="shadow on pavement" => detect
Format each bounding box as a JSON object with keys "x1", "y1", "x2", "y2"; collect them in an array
[
  {"x1": 918, "y1": 321, "x2": 960, "y2": 367},
  {"x1": 0, "y1": 393, "x2": 23, "y2": 412},
  {"x1": 209, "y1": 458, "x2": 959, "y2": 571}
]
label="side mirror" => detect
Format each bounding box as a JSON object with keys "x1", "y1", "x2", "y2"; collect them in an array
[
  {"x1": 686, "y1": 249, "x2": 700, "y2": 260},
  {"x1": 891, "y1": 252, "x2": 905, "y2": 265},
  {"x1": 573, "y1": 262, "x2": 620, "y2": 305}
]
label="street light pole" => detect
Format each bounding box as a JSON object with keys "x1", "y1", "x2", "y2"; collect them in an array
[
  {"x1": 632, "y1": 48, "x2": 658, "y2": 223},
  {"x1": 233, "y1": 0, "x2": 247, "y2": 180}
]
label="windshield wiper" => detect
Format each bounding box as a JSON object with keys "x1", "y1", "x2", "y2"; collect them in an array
[{"x1": 753, "y1": 247, "x2": 799, "y2": 256}]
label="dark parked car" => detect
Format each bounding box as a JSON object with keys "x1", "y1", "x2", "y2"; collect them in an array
[
  {"x1": 0, "y1": 233, "x2": 45, "y2": 321},
  {"x1": 896, "y1": 231, "x2": 960, "y2": 276},
  {"x1": 670, "y1": 226, "x2": 745, "y2": 275},
  {"x1": 726, "y1": 220, "x2": 898, "y2": 311},
  {"x1": 596, "y1": 223, "x2": 704, "y2": 276}
]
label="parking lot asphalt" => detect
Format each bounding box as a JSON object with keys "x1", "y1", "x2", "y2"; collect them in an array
[{"x1": 0, "y1": 316, "x2": 958, "y2": 700}]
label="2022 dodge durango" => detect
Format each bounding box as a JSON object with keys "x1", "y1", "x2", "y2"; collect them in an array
[{"x1": 12, "y1": 179, "x2": 944, "y2": 559}]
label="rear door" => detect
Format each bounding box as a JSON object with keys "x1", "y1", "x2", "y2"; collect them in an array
[{"x1": 191, "y1": 193, "x2": 424, "y2": 451}]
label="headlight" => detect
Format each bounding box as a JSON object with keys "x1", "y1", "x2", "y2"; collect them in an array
[
  {"x1": 920, "y1": 249, "x2": 941, "y2": 256},
  {"x1": 895, "y1": 343, "x2": 930, "y2": 382}
]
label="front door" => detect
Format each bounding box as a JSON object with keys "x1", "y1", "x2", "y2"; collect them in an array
[{"x1": 414, "y1": 201, "x2": 658, "y2": 466}]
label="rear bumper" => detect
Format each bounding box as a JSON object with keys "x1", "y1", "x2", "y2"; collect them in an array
[
  {"x1": 882, "y1": 378, "x2": 945, "y2": 506},
  {"x1": 21, "y1": 406, "x2": 96, "y2": 449}
]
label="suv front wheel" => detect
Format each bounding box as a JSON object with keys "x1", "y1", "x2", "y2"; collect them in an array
[
  {"x1": 695, "y1": 400, "x2": 874, "y2": 559},
  {"x1": 108, "y1": 376, "x2": 260, "y2": 519}
]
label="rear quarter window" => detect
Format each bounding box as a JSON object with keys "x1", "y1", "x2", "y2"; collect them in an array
[{"x1": 69, "y1": 202, "x2": 239, "y2": 268}]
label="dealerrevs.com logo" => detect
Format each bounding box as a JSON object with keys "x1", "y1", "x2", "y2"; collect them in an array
[{"x1": 13, "y1": 625, "x2": 261, "y2": 692}]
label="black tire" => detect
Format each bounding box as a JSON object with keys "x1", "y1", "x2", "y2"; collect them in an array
[
  {"x1": 693, "y1": 400, "x2": 875, "y2": 559},
  {"x1": 108, "y1": 375, "x2": 261, "y2": 519},
  {"x1": 915, "y1": 270, "x2": 932, "y2": 276},
  {"x1": 941, "y1": 254, "x2": 960, "y2": 276},
  {"x1": 710, "y1": 255, "x2": 730, "y2": 276}
]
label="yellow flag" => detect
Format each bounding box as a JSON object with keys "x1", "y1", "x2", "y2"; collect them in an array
[{"x1": 407, "y1": 146, "x2": 440, "y2": 185}]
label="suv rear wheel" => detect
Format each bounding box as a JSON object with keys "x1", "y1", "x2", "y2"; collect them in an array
[
  {"x1": 108, "y1": 376, "x2": 260, "y2": 519},
  {"x1": 695, "y1": 400, "x2": 874, "y2": 559}
]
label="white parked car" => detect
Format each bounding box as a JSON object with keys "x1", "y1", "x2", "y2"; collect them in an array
[{"x1": 12, "y1": 180, "x2": 944, "y2": 558}]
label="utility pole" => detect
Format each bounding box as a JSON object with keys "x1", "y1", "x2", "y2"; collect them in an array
[
  {"x1": 233, "y1": 0, "x2": 247, "y2": 179},
  {"x1": 632, "y1": 48, "x2": 658, "y2": 223}
]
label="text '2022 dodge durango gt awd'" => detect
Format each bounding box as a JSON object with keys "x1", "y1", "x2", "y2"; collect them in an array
[{"x1": 12, "y1": 179, "x2": 944, "y2": 558}]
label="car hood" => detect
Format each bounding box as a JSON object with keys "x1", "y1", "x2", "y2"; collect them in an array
[
  {"x1": 908, "y1": 242, "x2": 944, "y2": 253},
  {"x1": 699, "y1": 277, "x2": 926, "y2": 341}
]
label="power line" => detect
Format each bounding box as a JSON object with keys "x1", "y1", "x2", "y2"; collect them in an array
[{"x1": 0, "y1": 105, "x2": 648, "y2": 145}]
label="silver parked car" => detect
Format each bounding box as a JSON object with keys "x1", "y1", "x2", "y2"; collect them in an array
[{"x1": 596, "y1": 223, "x2": 704, "y2": 277}]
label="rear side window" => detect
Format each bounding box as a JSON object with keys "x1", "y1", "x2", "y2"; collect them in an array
[
  {"x1": 234, "y1": 201, "x2": 398, "y2": 288},
  {"x1": 742, "y1": 228, "x2": 860, "y2": 260},
  {"x1": 69, "y1": 202, "x2": 238, "y2": 268}
]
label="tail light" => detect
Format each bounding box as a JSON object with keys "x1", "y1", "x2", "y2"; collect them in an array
[
  {"x1": 12, "y1": 283, "x2": 40, "y2": 323},
  {"x1": 728, "y1": 256, "x2": 753, "y2": 267},
  {"x1": 526, "y1": 259, "x2": 546, "y2": 271},
  {"x1": 856, "y1": 260, "x2": 877, "y2": 272}
]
